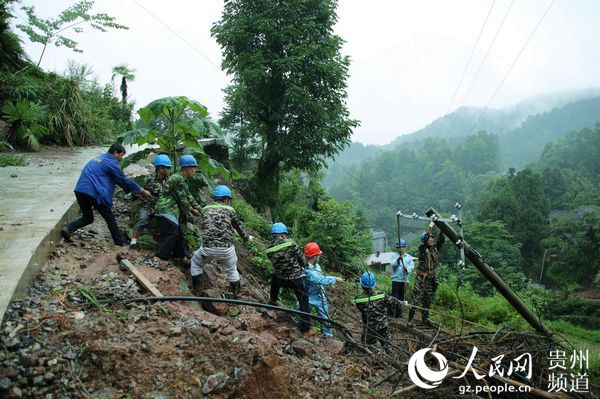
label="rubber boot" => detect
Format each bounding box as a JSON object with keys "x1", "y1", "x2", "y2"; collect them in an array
[
  {"x1": 422, "y1": 310, "x2": 433, "y2": 326},
  {"x1": 229, "y1": 280, "x2": 241, "y2": 299},
  {"x1": 191, "y1": 275, "x2": 203, "y2": 296},
  {"x1": 407, "y1": 308, "x2": 415, "y2": 326}
]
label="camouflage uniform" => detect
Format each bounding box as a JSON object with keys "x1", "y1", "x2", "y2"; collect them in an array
[
  {"x1": 154, "y1": 172, "x2": 200, "y2": 260},
  {"x1": 410, "y1": 234, "x2": 445, "y2": 321},
  {"x1": 133, "y1": 172, "x2": 167, "y2": 232},
  {"x1": 154, "y1": 173, "x2": 199, "y2": 224},
  {"x1": 353, "y1": 289, "x2": 400, "y2": 349},
  {"x1": 266, "y1": 238, "x2": 310, "y2": 333},
  {"x1": 190, "y1": 202, "x2": 249, "y2": 283}
]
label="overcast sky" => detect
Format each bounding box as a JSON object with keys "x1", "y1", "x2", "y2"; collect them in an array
[{"x1": 12, "y1": 0, "x2": 600, "y2": 144}]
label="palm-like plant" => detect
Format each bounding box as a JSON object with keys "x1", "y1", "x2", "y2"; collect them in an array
[
  {"x1": 111, "y1": 64, "x2": 135, "y2": 105},
  {"x1": 1, "y1": 99, "x2": 47, "y2": 150},
  {"x1": 119, "y1": 96, "x2": 228, "y2": 184}
]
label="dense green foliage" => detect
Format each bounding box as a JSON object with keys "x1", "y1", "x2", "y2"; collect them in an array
[
  {"x1": 330, "y1": 123, "x2": 600, "y2": 294},
  {"x1": 271, "y1": 171, "x2": 372, "y2": 272},
  {"x1": 330, "y1": 131, "x2": 501, "y2": 238},
  {"x1": 212, "y1": 0, "x2": 358, "y2": 206},
  {"x1": 477, "y1": 167, "x2": 550, "y2": 263},
  {"x1": 119, "y1": 96, "x2": 227, "y2": 181},
  {"x1": 0, "y1": 2, "x2": 131, "y2": 150}
]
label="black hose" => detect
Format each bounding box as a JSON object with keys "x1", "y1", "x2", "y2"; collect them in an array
[{"x1": 119, "y1": 295, "x2": 349, "y2": 331}]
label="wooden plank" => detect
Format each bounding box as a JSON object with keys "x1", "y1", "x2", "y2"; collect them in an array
[{"x1": 119, "y1": 259, "x2": 163, "y2": 297}]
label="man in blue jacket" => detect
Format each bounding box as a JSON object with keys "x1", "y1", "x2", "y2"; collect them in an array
[
  {"x1": 388, "y1": 239, "x2": 414, "y2": 318},
  {"x1": 62, "y1": 144, "x2": 151, "y2": 246}
]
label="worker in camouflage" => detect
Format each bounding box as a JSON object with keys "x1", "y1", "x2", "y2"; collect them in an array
[
  {"x1": 266, "y1": 222, "x2": 311, "y2": 333},
  {"x1": 408, "y1": 222, "x2": 445, "y2": 325},
  {"x1": 191, "y1": 185, "x2": 252, "y2": 297},
  {"x1": 129, "y1": 154, "x2": 172, "y2": 250},
  {"x1": 153, "y1": 155, "x2": 201, "y2": 262},
  {"x1": 353, "y1": 272, "x2": 404, "y2": 352}
]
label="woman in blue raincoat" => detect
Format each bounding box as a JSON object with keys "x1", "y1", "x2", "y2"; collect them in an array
[{"x1": 304, "y1": 242, "x2": 343, "y2": 337}]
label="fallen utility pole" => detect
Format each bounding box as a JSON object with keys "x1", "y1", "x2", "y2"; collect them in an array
[{"x1": 425, "y1": 208, "x2": 553, "y2": 337}]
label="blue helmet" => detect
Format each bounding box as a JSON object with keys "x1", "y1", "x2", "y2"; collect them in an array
[
  {"x1": 421, "y1": 232, "x2": 434, "y2": 242},
  {"x1": 153, "y1": 154, "x2": 172, "y2": 168},
  {"x1": 271, "y1": 222, "x2": 288, "y2": 235},
  {"x1": 179, "y1": 155, "x2": 197, "y2": 168},
  {"x1": 360, "y1": 272, "x2": 376, "y2": 289},
  {"x1": 396, "y1": 239, "x2": 407, "y2": 248},
  {"x1": 213, "y1": 185, "x2": 232, "y2": 199}
]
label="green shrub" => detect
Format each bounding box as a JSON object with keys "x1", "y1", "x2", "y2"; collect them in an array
[
  {"x1": 232, "y1": 195, "x2": 271, "y2": 239},
  {"x1": 0, "y1": 153, "x2": 28, "y2": 167}
]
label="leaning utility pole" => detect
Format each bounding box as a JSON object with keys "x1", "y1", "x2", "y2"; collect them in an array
[{"x1": 425, "y1": 208, "x2": 553, "y2": 337}]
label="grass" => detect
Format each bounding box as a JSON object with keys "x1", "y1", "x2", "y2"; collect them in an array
[{"x1": 0, "y1": 153, "x2": 28, "y2": 167}]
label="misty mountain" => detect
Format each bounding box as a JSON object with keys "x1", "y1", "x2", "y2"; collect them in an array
[{"x1": 324, "y1": 87, "x2": 600, "y2": 187}]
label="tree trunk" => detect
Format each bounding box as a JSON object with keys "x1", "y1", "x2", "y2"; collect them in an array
[
  {"x1": 36, "y1": 43, "x2": 48, "y2": 67},
  {"x1": 255, "y1": 139, "x2": 279, "y2": 209}
]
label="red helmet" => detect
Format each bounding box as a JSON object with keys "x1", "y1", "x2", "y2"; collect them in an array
[{"x1": 304, "y1": 242, "x2": 322, "y2": 257}]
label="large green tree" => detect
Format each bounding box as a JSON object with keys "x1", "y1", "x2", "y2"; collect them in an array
[
  {"x1": 477, "y1": 167, "x2": 550, "y2": 265},
  {"x1": 212, "y1": 0, "x2": 358, "y2": 206}
]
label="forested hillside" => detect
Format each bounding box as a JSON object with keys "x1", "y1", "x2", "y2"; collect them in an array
[
  {"x1": 325, "y1": 89, "x2": 600, "y2": 187},
  {"x1": 330, "y1": 124, "x2": 600, "y2": 289}
]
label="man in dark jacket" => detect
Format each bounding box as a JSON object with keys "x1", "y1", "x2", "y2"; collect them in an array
[
  {"x1": 266, "y1": 222, "x2": 310, "y2": 333},
  {"x1": 408, "y1": 222, "x2": 445, "y2": 325},
  {"x1": 62, "y1": 144, "x2": 151, "y2": 246},
  {"x1": 352, "y1": 271, "x2": 403, "y2": 352}
]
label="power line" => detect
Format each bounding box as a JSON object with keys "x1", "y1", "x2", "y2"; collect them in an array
[
  {"x1": 468, "y1": 0, "x2": 557, "y2": 135},
  {"x1": 131, "y1": 0, "x2": 221, "y2": 70},
  {"x1": 435, "y1": 0, "x2": 497, "y2": 138},
  {"x1": 443, "y1": 0, "x2": 515, "y2": 140}
]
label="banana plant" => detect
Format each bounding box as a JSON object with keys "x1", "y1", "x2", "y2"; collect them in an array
[{"x1": 119, "y1": 96, "x2": 229, "y2": 183}]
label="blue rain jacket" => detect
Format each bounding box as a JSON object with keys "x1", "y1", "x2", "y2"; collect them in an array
[
  {"x1": 74, "y1": 153, "x2": 141, "y2": 207},
  {"x1": 390, "y1": 253, "x2": 415, "y2": 282},
  {"x1": 305, "y1": 263, "x2": 337, "y2": 306}
]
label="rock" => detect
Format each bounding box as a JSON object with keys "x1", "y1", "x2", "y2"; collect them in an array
[
  {"x1": 79, "y1": 263, "x2": 87, "y2": 269},
  {"x1": 7, "y1": 386, "x2": 22, "y2": 398},
  {"x1": 21, "y1": 354, "x2": 38, "y2": 367},
  {"x1": 220, "y1": 326, "x2": 236, "y2": 336},
  {"x1": 202, "y1": 372, "x2": 228, "y2": 394},
  {"x1": 234, "y1": 367, "x2": 246, "y2": 380},
  {"x1": 0, "y1": 367, "x2": 19, "y2": 379},
  {"x1": 200, "y1": 289, "x2": 228, "y2": 316},
  {"x1": 33, "y1": 375, "x2": 45, "y2": 386},
  {"x1": 0, "y1": 377, "x2": 13, "y2": 390},
  {"x1": 314, "y1": 338, "x2": 346, "y2": 356},
  {"x1": 10, "y1": 174, "x2": 17, "y2": 178},
  {"x1": 169, "y1": 326, "x2": 183, "y2": 336},
  {"x1": 257, "y1": 331, "x2": 282, "y2": 356},
  {"x1": 201, "y1": 264, "x2": 219, "y2": 288},
  {"x1": 47, "y1": 358, "x2": 58, "y2": 366},
  {"x1": 291, "y1": 339, "x2": 312, "y2": 356}
]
